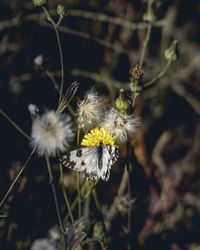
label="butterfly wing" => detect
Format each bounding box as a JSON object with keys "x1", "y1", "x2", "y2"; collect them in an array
[
  {"x1": 60, "y1": 147, "x2": 95, "y2": 172},
  {"x1": 60, "y1": 145, "x2": 119, "y2": 181},
  {"x1": 100, "y1": 145, "x2": 119, "y2": 181}
]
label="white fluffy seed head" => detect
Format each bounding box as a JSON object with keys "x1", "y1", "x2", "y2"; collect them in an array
[
  {"x1": 77, "y1": 91, "x2": 105, "y2": 130},
  {"x1": 102, "y1": 108, "x2": 139, "y2": 144},
  {"x1": 28, "y1": 103, "x2": 39, "y2": 116},
  {"x1": 30, "y1": 110, "x2": 74, "y2": 156}
]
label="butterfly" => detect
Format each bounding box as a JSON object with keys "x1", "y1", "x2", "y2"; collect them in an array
[{"x1": 60, "y1": 143, "x2": 119, "y2": 181}]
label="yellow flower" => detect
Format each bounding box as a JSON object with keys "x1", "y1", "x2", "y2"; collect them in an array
[{"x1": 81, "y1": 128, "x2": 117, "y2": 147}]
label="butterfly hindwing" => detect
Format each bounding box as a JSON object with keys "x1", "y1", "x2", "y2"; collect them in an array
[{"x1": 100, "y1": 145, "x2": 119, "y2": 181}]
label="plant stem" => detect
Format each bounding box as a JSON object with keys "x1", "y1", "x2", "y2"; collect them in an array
[
  {"x1": 76, "y1": 128, "x2": 82, "y2": 218},
  {"x1": 127, "y1": 161, "x2": 131, "y2": 233},
  {"x1": 0, "y1": 148, "x2": 36, "y2": 209},
  {"x1": 42, "y1": 7, "x2": 64, "y2": 109},
  {"x1": 139, "y1": 24, "x2": 152, "y2": 67},
  {"x1": 126, "y1": 142, "x2": 132, "y2": 250},
  {"x1": 58, "y1": 160, "x2": 75, "y2": 225},
  {"x1": 84, "y1": 181, "x2": 91, "y2": 220},
  {"x1": 45, "y1": 155, "x2": 66, "y2": 246},
  {"x1": 55, "y1": 27, "x2": 64, "y2": 107},
  {"x1": 92, "y1": 188, "x2": 100, "y2": 210},
  {"x1": 65, "y1": 182, "x2": 87, "y2": 221},
  {"x1": 143, "y1": 60, "x2": 171, "y2": 88},
  {"x1": 0, "y1": 108, "x2": 30, "y2": 140}
]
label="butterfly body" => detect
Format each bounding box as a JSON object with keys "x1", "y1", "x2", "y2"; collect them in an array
[{"x1": 60, "y1": 144, "x2": 119, "y2": 181}]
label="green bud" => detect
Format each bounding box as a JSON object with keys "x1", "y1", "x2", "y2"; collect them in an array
[
  {"x1": 143, "y1": 2, "x2": 156, "y2": 23},
  {"x1": 164, "y1": 40, "x2": 179, "y2": 62},
  {"x1": 116, "y1": 89, "x2": 131, "y2": 114},
  {"x1": 57, "y1": 4, "x2": 67, "y2": 17},
  {"x1": 93, "y1": 222, "x2": 105, "y2": 240},
  {"x1": 32, "y1": 0, "x2": 46, "y2": 6}
]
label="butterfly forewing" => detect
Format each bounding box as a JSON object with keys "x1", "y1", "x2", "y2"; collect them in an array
[{"x1": 60, "y1": 147, "x2": 95, "y2": 171}]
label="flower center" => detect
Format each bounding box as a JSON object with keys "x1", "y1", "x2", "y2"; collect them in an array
[{"x1": 81, "y1": 128, "x2": 117, "y2": 147}]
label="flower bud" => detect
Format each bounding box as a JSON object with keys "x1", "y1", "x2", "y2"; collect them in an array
[
  {"x1": 93, "y1": 222, "x2": 105, "y2": 240},
  {"x1": 32, "y1": 0, "x2": 46, "y2": 6},
  {"x1": 143, "y1": 1, "x2": 156, "y2": 23},
  {"x1": 116, "y1": 89, "x2": 131, "y2": 114},
  {"x1": 164, "y1": 40, "x2": 179, "y2": 62},
  {"x1": 57, "y1": 4, "x2": 67, "y2": 17}
]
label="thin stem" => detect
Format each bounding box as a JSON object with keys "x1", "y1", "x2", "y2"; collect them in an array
[
  {"x1": 143, "y1": 60, "x2": 172, "y2": 88},
  {"x1": 55, "y1": 27, "x2": 64, "y2": 107},
  {"x1": 92, "y1": 189, "x2": 100, "y2": 211},
  {"x1": 65, "y1": 182, "x2": 87, "y2": 221},
  {"x1": 126, "y1": 142, "x2": 132, "y2": 250},
  {"x1": 76, "y1": 128, "x2": 82, "y2": 218},
  {"x1": 0, "y1": 108, "x2": 30, "y2": 140},
  {"x1": 77, "y1": 173, "x2": 81, "y2": 218},
  {"x1": 84, "y1": 181, "x2": 91, "y2": 220},
  {"x1": 127, "y1": 164, "x2": 132, "y2": 233},
  {"x1": 45, "y1": 70, "x2": 59, "y2": 91},
  {"x1": 58, "y1": 160, "x2": 75, "y2": 225},
  {"x1": 45, "y1": 155, "x2": 65, "y2": 241},
  {"x1": 42, "y1": 7, "x2": 64, "y2": 109},
  {"x1": 82, "y1": 181, "x2": 97, "y2": 200},
  {"x1": 0, "y1": 148, "x2": 36, "y2": 209},
  {"x1": 56, "y1": 16, "x2": 63, "y2": 27},
  {"x1": 68, "y1": 9, "x2": 165, "y2": 31},
  {"x1": 139, "y1": 24, "x2": 152, "y2": 67}
]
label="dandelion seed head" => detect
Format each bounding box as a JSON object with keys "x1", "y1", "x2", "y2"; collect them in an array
[
  {"x1": 31, "y1": 110, "x2": 74, "y2": 156},
  {"x1": 34, "y1": 54, "x2": 44, "y2": 67},
  {"x1": 77, "y1": 91, "x2": 105, "y2": 130},
  {"x1": 30, "y1": 238, "x2": 55, "y2": 250},
  {"x1": 28, "y1": 103, "x2": 39, "y2": 116},
  {"x1": 81, "y1": 127, "x2": 117, "y2": 147},
  {"x1": 102, "y1": 108, "x2": 138, "y2": 144}
]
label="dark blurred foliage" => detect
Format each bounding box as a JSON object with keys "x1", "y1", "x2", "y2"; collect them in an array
[{"x1": 0, "y1": 0, "x2": 200, "y2": 249}]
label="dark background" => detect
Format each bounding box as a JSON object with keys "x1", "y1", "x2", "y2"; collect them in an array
[{"x1": 0, "y1": 0, "x2": 200, "y2": 249}]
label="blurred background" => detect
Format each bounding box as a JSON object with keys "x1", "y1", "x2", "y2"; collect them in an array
[{"x1": 0, "y1": 0, "x2": 200, "y2": 249}]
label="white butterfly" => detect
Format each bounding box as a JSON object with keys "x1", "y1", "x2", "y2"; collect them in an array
[{"x1": 60, "y1": 144, "x2": 119, "y2": 181}]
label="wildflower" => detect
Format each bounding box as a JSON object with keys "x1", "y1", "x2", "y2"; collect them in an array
[
  {"x1": 81, "y1": 128, "x2": 117, "y2": 147},
  {"x1": 130, "y1": 64, "x2": 144, "y2": 80},
  {"x1": 102, "y1": 108, "x2": 138, "y2": 144},
  {"x1": 31, "y1": 110, "x2": 74, "y2": 156},
  {"x1": 61, "y1": 128, "x2": 118, "y2": 181},
  {"x1": 77, "y1": 91, "x2": 105, "y2": 130}
]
